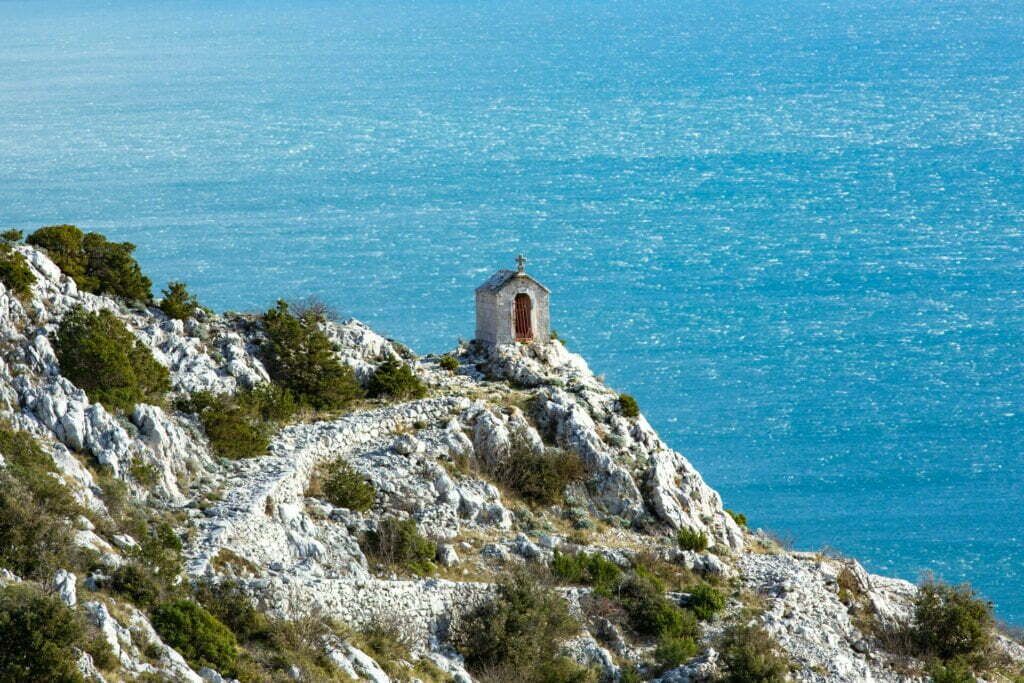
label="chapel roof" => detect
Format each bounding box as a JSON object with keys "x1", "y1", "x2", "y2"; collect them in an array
[{"x1": 475, "y1": 268, "x2": 550, "y2": 294}]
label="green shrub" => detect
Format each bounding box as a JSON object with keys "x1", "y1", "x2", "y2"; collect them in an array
[
  {"x1": 688, "y1": 584, "x2": 726, "y2": 621},
  {"x1": 726, "y1": 509, "x2": 747, "y2": 528},
  {"x1": 320, "y1": 459, "x2": 375, "y2": 512},
  {"x1": 438, "y1": 354, "x2": 459, "y2": 372},
  {"x1": 110, "y1": 563, "x2": 161, "y2": 608},
  {"x1": 454, "y1": 570, "x2": 585, "y2": 683},
  {"x1": 54, "y1": 306, "x2": 170, "y2": 412},
  {"x1": 493, "y1": 441, "x2": 585, "y2": 506},
  {"x1": 654, "y1": 635, "x2": 698, "y2": 672},
  {"x1": 617, "y1": 572, "x2": 698, "y2": 640},
  {"x1": 262, "y1": 300, "x2": 364, "y2": 410},
  {"x1": 136, "y1": 521, "x2": 183, "y2": 578},
  {"x1": 0, "y1": 229, "x2": 23, "y2": 243},
  {"x1": 363, "y1": 517, "x2": 436, "y2": 575},
  {"x1": 151, "y1": 599, "x2": 238, "y2": 674},
  {"x1": 618, "y1": 393, "x2": 639, "y2": 418},
  {"x1": 367, "y1": 358, "x2": 427, "y2": 401},
  {"x1": 718, "y1": 623, "x2": 789, "y2": 683},
  {"x1": 159, "y1": 281, "x2": 199, "y2": 320},
  {"x1": 676, "y1": 528, "x2": 709, "y2": 553},
  {"x1": 194, "y1": 580, "x2": 270, "y2": 642},
  {"x1": 28, "y1": 225, "x2": 152, "y2": 301},
  {"x1": 930, "y1": 658, "x2": 977, "y2": 683},
  {"x1": 551, "y1": 551, "x2": 623, "y2": 595},
  {"x1": 0, "y1": 584, "x2": 114, "y2": 681},
  {"x1": 178, "y1": 385, "x2": 296, "y2": 459},
  {"x1": 0, "y1": 243, "x2": 35, "y2": 299},
  {"x1": 912, "y1": 579, "x2": 993, "y2": 662}
]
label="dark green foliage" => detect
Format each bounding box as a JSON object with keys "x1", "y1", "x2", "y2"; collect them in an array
[
  {"x1": 438, "y1": 354, "x2": 459, "y2": 372},
  {"x1": 136, "y1": 521, "x2": 183, "y2": 578},
  {"x1": 0, "y1": 243, "x2": 35, "y2": 298},
  {"x1": 110, "y1": 563, "x2": 161, "y2": 608},
  {"x1": 159, "y1": 281, "x2": 199, "y2": 320},
  {"x1": 493, "y1": 441, "x2": 585, "y2": 506},
  {"x1": 930, "y1": 659, "x2": 977, "y2": 683},
  {"x1": 617, "y1": 572, "x2": 698, "y2": 640},
  {"x1": 654, "y1": 635, "x2": 698, "y2": 672},
  {"x1": 454, "y1": 570, "x2": 587, "y2": 683},
  {"x1": 551, "y1": 551, "x2": 623, "y2": 595},
  {"x1": 54, "y1": 306, "x2": 170, "y2": 412},
  {"x1": 0, "y1": 229, "x2": 23, "y2": 243},
  {"x1": 718, "y1": 623, "x2": 790, "y2": 683},
  {"x1": 27, "y1": 225, "x2": 152, "y2": 301},
  {"x1": 194, "y1": 580, "x2": 270, "y2": 642},
  {"x1": 676, "y1": 528, "x2": 709, "y2": 553},
  {"x1": 177, "y1": 385, "x2": 296, "y2": 459},
  {"x1": 363, "y1": 517, "x2": 436, "y2": 575},
  {"x1": 320, "y1": 459, "x2": 375, "y2": 512},
  {"x1": 0, "y1": 584, "x2": 114, "y2": 682},
  {"x1": 262, "y1": 300, "x2": 364, "y2": 410},
  {"x1": 688, "y1": 584, "x2": 726, "y2": 621},
  {"x1": 367, "y1": 358, "x2": 427, "y2": 401},
  {"x1": 0, "y1": 426, "x2": 83, "y2": 579},
  {"x1": 152, "y1": 600, "x2": 238, "y2": 674},
  {"x1": 912, "y1": 579, "x2": 993, "y2": 662},
  {"x1": 618, "y1": 393, "x2": 639, "y2": 418},
  {"x1": 726, "y1": 509, "x2": 748, "y2": 528}
]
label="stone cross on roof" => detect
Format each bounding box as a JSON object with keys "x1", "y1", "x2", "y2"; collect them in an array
[{"x1": 516, "y1": 254, "x2": 527, "y2": 273}]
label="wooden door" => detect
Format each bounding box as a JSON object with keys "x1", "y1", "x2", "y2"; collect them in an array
[{"x1": 514, "y1": 293, "x2": 533, "y2": 340}]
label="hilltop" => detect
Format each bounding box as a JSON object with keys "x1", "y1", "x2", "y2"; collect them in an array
[{"x1": 0, "y1": 226, "x2": 1021, "y2": 683}]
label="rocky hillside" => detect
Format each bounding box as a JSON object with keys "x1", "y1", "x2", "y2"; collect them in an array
[{"x1": 0, "y1": 232, "x2": 1021, "y2": 683}]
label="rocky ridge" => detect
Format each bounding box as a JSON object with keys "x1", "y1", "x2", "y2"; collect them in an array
[{"x1": 0, "y1": 243, "x2": 1020, "y2": 682}]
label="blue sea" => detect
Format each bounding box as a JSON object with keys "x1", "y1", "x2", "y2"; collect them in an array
[{"x1": 3, "y1": 0, "x2": 1023, "y2": 622}]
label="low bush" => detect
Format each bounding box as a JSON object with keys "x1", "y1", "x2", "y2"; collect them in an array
[
  {"x1": 0, "y1": 584, "x2": 114, "y2": 681},
  {"x1": 0, "y1": 243, "x2": 35, "y2": 298},
  {"x1": 912, "y1": 579, "x2": 993, "y2": 663},
  {"x1": 654, "y1": 634, "x2": 698, "y2": 672},
  {"x1": 617, "y1": 572, "x2": 698, "y2": 640},
  {"x1": 930, "y1": 659, "x2": 977, "y2": 683},
  {"x1": 0, "y1": 229, "x2": 23, "y2": 243},
  {"x1": 717, "y1": 622, "x2": 789, "y2": 683},
  {"x1": 319, "y1": 459, "x2": 375, "y2": 512},
  {"x1": 194, "y1": 580, "x2": 269, "y2": 642},
  {"x1": 438, "y1": 354, "x2": 459, "y2": 372},
  {"x1": 109, "y1": 563, "x2": 161, "y2": 608},
  {"x1": 27, "y1": 224, "x2": 152, "y2": 301},
  {"x1": 454, "y1": 570, "x2": 590, "y2": 683},
  {"x1": 726, "y1": 509, "x2": 747, "y2": 528},
  {"x1": 363, "y1": 517, "x2": 436, "y2": 575},
  {"x1": 618, "y1": 393, "x2": 639, "y2": 418},
  {"x1": 551, "y1": 551, "x2": 623, "y2": 595},
  {"x1": 159, "y1": 281, "x2": 200, "y2": 320},
  {"x1": 178, "y1": 384, "x2": 296, "y2": 459},
  {"x1": 367, "y1": 358, "x2": 427, "y2": 401},
  {"x1": 136, "y1": 521, "x2": 183, "y2": 578},
  {"x1": 262, "y1": 300, "x2": 364, "y2": 410},
  {"x1": 688, "y1": 583, "x2": 726, "y2": 621},
  {"x1": 493, "y1": 441, "x2": 585, "y2": 506},
  {"x1": 54, "y1": 306, "x2": 171, "y2": 412},
  {"x1": 151, "y1": 599, "x2": 238, "y2": 674},
  {"x1": 676, "y1": 528, "x2": 709, "y2": 553}
]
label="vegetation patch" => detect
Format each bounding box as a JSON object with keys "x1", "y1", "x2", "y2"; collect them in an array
[
  {"x1": 618, "y1": 393, "x2": 639, "y2": 418},
  {"x1": 367, "y1": 358, "x2": 427, "y2": 401},
  {"x1": 654, "y1": 634, "x2": 699, "y2": 673},
  {"x1": 551, "y1": 551, "x2": 623, "y2": 595},
  {"x1": 159, "y1": 281, "x2": 200, "y2": 320},
  {"x1": 492, "y1": 438, "x2": 585, "y2": 506},
  {"x1": 362, "y1": 517, "x2": 436, "y2": 576},
  {"x1": 315, "y1": 458, "x2": 376, "y2": 512},
  {"x1": 54, "y1": 306, "x2": 171, "y2": 412},
  {"x1": 676, "y1": 527, "x2": 709, "y2": 553},
  {"x1": 0, "y1": 584, "x2": 115, "y2": 682},
  {"x1": 717, "y1": 622, "x2": 790, "y2": 683},
  {"x1": 438, "y1": 354, "x2": 459, "y2": 372},
  {"x1": 617, "y1": 572, "x2": 698, "y2": 641},
  {"x1": 0, "y1": 242, "x2": 35, "y2": 299},
  {"x1": 725, "y1": 509, "x2": 747, "y2": 528},
  {"x1": 176, "y1": 384, "x2": 296, "y2": 459},
  {"x1": 911, "y1": 579, "x2": 993, "y2": 663},
  {"x1": 27, "y1": 224, "x2": 152, "y2": 301},
  {"x1": 454, "y1": 570, "x2": 592, "y2": 683},
  {"x1": 262, "y1": 300, "x2": 364, "y2": 410},
  {"x1": 152, "y1": 599, "x2": 238, "y2": 675},
  {"x1": 687, "y1": 583, "x2": 726, "y2": 621}
]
